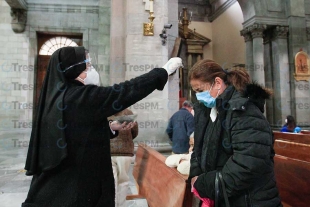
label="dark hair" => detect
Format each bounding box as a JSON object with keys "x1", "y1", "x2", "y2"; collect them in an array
[
  {"x1": 188, "y1": 59, "x2": 251, "y2": 92},
  {"x1": 286, "y1": 115, "x2": 296, "y2": 132},
  {"x1": 182, "y1": 100, "x2": 193, "y2": 108}
]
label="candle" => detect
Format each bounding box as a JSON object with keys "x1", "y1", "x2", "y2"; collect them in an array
[{"x1": 150, "y1": 0, "x2": 153, "y2": 13}]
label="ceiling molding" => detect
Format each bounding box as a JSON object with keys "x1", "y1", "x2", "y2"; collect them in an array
[
  {"x1": 5, "y1": 0, "x2": 27, "y2": 9},
  {"x1": 27, "y1": 3, "x2": 99, "y2": 14},
  {"x1": 242, "y1": 16, "x2": 288, "y2": 28}
]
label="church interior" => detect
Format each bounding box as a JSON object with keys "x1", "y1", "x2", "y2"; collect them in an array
[{"x1": 0, "y1": 0, "x2": 310, "y2": 206}]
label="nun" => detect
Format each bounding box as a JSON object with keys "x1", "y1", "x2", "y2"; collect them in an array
[{"x1": 22, "y1": 46, "x2": 182, "y2": 207}]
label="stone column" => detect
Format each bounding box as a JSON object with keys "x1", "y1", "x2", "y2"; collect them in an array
[
  {"x1": 271, "y1": 26, "x2": 290, "y2": 128},
  {"x1": 124, "y1": 0, "x2": 179, "y2": 151},
  {"x1": 286, "y1": 0, "x2": 307, "y2": 124},
  {"x1": 187, "y1": 54, "x2": 193, "y2": 69},
  {"x1": 249, "y1": 24, "x2": 267, "y2": 86},
  {"x1": 263, "y1": 31, "x2": 274, "y2": 126},
  {"x1": 240, "y1": 29, "x2": 254, "y2": 78},
  {"x1": 110, "y1": 0, "x2": 126, "y2": 84},
  {"x1": 307, "y1": 28, "x2": 310, "y2": 62},
  {"x1": 197, "y1": 54, "x2": 202, "y2": 62},
  {"x1": 98, "y1": 0, "x2": 111, "y2": 85}
]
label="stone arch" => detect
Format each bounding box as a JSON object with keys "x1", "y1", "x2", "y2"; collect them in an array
[{"x1": 237, "y1": 0, "x2": 256, "y2": 23}]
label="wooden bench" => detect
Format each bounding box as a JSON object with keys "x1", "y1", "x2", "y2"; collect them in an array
[
  {"x1": 274, "y1": 139, "x2": 310, "y2": 162},
  {"x1": 273, "y1": 131, "x2": 310, "y2": 145},
  {"x1": 127, "y1": 144, "x2": 193, "y2": 207},
  {"x1": 274, "y1": 155, "x2": 310, "y2": 207},
  {"x1": 300, "y1": 130, "x2": 310, "y2": 134}
]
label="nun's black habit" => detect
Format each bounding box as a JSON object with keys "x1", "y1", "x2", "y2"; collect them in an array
[{"x1": 22, "y1": 46, "x2": 168, "y2": 207}]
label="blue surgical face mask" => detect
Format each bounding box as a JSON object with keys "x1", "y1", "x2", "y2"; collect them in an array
[{"x1": 196, "y1": 82, "x2": 217, "y2": 108}]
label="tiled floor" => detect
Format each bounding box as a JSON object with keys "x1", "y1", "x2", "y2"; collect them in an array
[{"x1": 0, "y1": 130, "x2": 149, "y2": 207}]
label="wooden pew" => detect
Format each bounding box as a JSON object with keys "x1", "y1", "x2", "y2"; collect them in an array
[
  {"x1": 274, "y1": 155, "x2": 310, "y2": 207},
  {"x1": 273, "y1": 131, "x2": 310, "y2": 145},
  {"x1": 274, "y1": 139, "x2": 310, "y2": 162},
  {"x1": 300, "y1": 130, "x2": 310, "y2": 134},
  {"x1": 127, "y1": 144, "x2": 193, "y2": 207}
]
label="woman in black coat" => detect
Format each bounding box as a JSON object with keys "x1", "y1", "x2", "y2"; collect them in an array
[
  {"x1": 189, "y1": 60, "x2": 282, "y2": 207},
  {"x1": 22, "y1": 46, "x2": 182, "y2": 207}
]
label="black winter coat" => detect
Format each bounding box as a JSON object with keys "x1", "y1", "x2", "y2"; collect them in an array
[
  {"x1": 22, "y1": 68, "x2": 168, "y2": 207},
  {"x1": 190, "y1": 84, "x2": 282, "y2": 207}
]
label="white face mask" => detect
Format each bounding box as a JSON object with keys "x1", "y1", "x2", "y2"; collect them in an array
[{"x1": 78, "y1": 66, "x2": 100, "y2": 86}]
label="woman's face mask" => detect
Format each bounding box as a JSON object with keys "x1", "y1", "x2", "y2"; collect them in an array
[{"x1": 196, "y1": 82, "x2": 217, "y2": 108}]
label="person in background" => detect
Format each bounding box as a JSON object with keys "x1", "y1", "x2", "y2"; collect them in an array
[
  {"x1": 280, "y1": 115, "x2": 301, "y2": 133},
  {"x1": 189, "y1": 59, "x2": 282, "y2": 207},
  {"x1": 109, "y1": 108, "x2": 138, "y2": 207},
  {"x1": 166, "y1": 100, "x2": 195, "y2": 154},
  {"x1": 189, "y1": 132, "x2": 194, "y2": 153}
]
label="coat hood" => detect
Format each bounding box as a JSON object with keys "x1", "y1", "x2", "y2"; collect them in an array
[{"x1": 241, "y1": 82, "x2": 272, "y2": 113}]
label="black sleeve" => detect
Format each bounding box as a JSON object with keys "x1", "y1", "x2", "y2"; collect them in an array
[
  {"x1": 65, "y1": 68, "x2": 168, "y2": 118},
  {"x1": 193, "y1": 170, "x2": 216, "y2": 199},
  {"x1": 220, "y1": 109, "x2": 273, "y2": 197},
  {"x1": 188, "y1": 151, "x2": 203, "y2": 180}
]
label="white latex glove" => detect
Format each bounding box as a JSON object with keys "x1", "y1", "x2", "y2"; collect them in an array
[{"x1": 162, "y1": 57, "x2": 183, "y2": 75}]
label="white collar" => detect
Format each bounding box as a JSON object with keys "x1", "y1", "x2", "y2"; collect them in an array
[{"x1": 210, "y1": 107, "x2": 217, "y2": 122}]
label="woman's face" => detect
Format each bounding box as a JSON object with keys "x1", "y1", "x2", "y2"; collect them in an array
[{"x1": 190, "y1": 77, "x2": 226, "y2": 98}]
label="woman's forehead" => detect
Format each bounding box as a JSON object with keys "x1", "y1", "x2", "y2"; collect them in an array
[{"x1": 190, "y1": 79, "x2": 207, "y2": 87}]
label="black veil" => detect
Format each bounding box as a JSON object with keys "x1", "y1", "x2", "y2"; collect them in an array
[{"x1": 25, "y1": 46, "x2": 86, "y2": 175}]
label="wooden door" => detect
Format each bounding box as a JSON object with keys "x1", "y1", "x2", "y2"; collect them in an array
[{"x1": 35, "y1": 55, "x2": 50, "y2": 105}]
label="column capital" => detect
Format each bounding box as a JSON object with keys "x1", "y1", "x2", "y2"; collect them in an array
[
  {"x1": 5, "y1": 0, "x2": 28, "y2": 33},
  {"x1": 247, "y1": 23, "x2": 267, "y2": 39},
  {"x1": 10, "y1": 8, "x2": 27, "y2": 33},
  {"x1": 273, "y1": 26, "x2": 289, "y2": 39},
  {"x1": 240, "y1": 29, "x2": 252, "y2": 42}
]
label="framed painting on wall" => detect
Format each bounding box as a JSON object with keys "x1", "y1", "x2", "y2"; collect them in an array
[{"x1": 294, "y1": 50, "x2": 310, "y2": 81}]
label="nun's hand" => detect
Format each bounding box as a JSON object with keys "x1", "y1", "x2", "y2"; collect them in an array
[
  {"x1": 110, "y1": 121, "x2": 137, "y2": 131},
  {"x1": 162, "y1": 57, "x2": 183, "y2": 75}
]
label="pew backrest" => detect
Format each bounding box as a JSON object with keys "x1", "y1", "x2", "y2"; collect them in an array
[
  {"x1": 132, "y1": 144, "x2": 192, "y2": 207},
  {"x1": 273, "y1": 131, "x2": 310, "y2": 145},
  {"x1": 274, "y1": 139, "x2": 310, "y2": 162},
  {"x1": 300, "y1": 130, "x2": 310, "y2": 134},
  {"x1": 274, "y1": 155, "x2": 310, "y2": 207}
]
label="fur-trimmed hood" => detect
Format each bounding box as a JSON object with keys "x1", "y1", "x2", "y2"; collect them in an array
[
  {"x1": 218, "y1": 82, "x2": 272, "y2": 113},
  {"x1": 241, "y1": 82, "x2": 272, "y2": 113},
  {"x1": 242, "y1": 82, "x2": 272, "y2": 100}
]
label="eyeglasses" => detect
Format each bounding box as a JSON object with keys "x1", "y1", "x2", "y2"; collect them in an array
[{"x1": 63, "y1": 58, "x2": 92, "y2": 72}]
